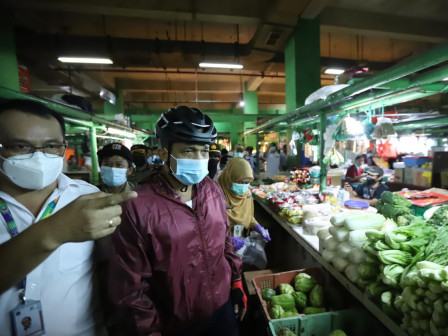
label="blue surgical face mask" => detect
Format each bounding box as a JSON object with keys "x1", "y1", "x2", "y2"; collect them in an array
[
  {"x1": 234, "y1": 153, "x2": 244, "y2": 158},
  {"x1": 231, "y1": 182, "x2": 250, "y2": 195},
  {"x1": 170, "y1": 155, "x2": 208, "y2": 185},
  {"x1": 147, "y1": 156, "x2": 153, "y2": 164},
  {"x1": 101, "y1": 166, "x2": 128, "y2": 187}
]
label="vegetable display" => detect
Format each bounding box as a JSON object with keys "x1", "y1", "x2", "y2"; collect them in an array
[
  {"x1": 260, "y1": 273, "x2": 327, "y2": 319},
  {"x1": 427, "y1": 205, "x2": 448, "y2": 227}
]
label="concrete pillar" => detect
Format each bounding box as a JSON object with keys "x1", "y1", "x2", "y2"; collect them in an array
[{"x1": 0, "y1": 9, "x2": 19, "y2": 91}]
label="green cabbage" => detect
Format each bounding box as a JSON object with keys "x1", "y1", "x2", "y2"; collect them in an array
[
  {"x1": 278, "y1": 283, "x2": 295, "y2": 295},
  {"x1": 294, "y1": 273, "x2": 316, "y2": 293},
  {"x1": 309, "y1": 284, "x2": 325, "y2": 308},
  {"x1": 269, "y1": 304, "x2": 284, "y2": 319},
  {"x1": 291, "y1": 291, "x2": 307, "y2": 311}
]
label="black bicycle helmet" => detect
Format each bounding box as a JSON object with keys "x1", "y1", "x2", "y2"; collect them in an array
[{"x1": 156, "y1": 106, "x2": 217, "y2": 148}]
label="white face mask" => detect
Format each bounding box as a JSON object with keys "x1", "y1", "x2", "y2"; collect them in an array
[
  {"x1": 100, "y1": 166, "x2": 128, "y2": 187},
  {"x1": 0, "y1": 152, "x2": 63, "y2": 190}
]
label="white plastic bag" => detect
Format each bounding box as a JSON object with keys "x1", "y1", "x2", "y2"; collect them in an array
[{"x1": 371, "y1": 117, "x2": 397, "y2": 139}]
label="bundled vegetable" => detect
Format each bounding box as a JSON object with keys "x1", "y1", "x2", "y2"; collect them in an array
[
  {"x1": 376, "y1": 191, "x2": 412, "y2": 222},
  {"x1": 427, "y1": 205, "x2": 448, "y2": 227},
  {"x1": 262, "y1": 288, "x2": 276, "y2": 301}
]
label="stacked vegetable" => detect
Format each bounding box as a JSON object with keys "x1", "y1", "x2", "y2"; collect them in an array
[
  {"x1": 375, "y1": 191, "x2": 415, "y2": 226},
  {"x1": 319, "y1": 210, "x2": 388, "y2": 285},
  {"x1": 397, "y1": 226, "x2": 448, "y2": 336},
  {"x1": 262, "y1": 273, "x2": 327, "y2": 319},
  {"x1": 427, "y1": 205, "x2": 448, "y2": 227}
]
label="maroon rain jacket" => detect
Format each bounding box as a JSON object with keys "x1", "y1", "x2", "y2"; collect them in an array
[{"x1": 109, "y1": 169, "x2": 242, "y2": 335}]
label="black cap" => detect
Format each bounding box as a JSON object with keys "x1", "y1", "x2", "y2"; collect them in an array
[
  {"x1": 97, "y1": 143, "x2": 132, "y2": 163},
  {"x1": 131, "y1": 144, "x2": 148, "y2": 152}
]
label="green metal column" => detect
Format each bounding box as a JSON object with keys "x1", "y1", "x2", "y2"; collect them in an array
[
  {"x1": 90, "y1": 126, "x2": 99, "y2": 185},
  {"x1": 243, "y1": 81, "x2": 258, "y2": 148},
  {"x1": 285, "y1": 19, "x2": 321, "y2": 112},
  {"x1": 319, "y1": 113, "x2": 327, "y2": 191},
  {"x1": 230, "y1": 127, "x2": 239, "y2": 150},
  {"x1": 0, "y1": 10, "x2": 20, "y2": 91}
]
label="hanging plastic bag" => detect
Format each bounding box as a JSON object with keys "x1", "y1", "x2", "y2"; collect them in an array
[
  {"x1": 303, "y1": 129, "x2": 315, "y2": 143},
  {"x1": 371, "y1": 117, "x2": 397, "y2": 139},
  {"x1": 332, "y1": 116, "x2": 364, "y2": 140},
  {"x1": 241, "y1": 232, "x2": 267, "y2": 269}
]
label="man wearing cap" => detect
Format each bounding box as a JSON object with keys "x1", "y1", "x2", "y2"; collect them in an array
[
  {"x1": 97, "y1": 143, "x2": 135, "y2": 193},
  {"x1": 345, "y1": 166, "x2": 389, "y2": 206},
  {"x1": 208, "y1": 143, "x2": 221, "y2": 179},
  {"x1": 128, "y1": 144, "x2": 153, "y2": 186}
]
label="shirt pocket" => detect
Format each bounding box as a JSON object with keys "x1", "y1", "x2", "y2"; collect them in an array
[{"x1": 58, "y1": 241, "x2": 94, "y2": 273}]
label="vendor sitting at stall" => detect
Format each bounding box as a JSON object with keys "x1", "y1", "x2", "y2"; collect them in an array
[
  {"x1": 344, "y1": 166, "x2": 389, "y2": 206},
  {"x1": 345, "y1": 155, "x2": 365, "y2": 182},
  {"x1": 218, "y1": 157, "x2": 271, "y2": 250}
]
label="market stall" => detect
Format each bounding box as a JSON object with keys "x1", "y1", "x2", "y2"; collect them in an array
[{"x1": 250, "y1": 178, "x2": 448, "y2": 336}]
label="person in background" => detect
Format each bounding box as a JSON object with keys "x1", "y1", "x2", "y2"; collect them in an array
[
  {"x1": 234, "y1": 146, "x2": 244, "y2": 158},
  {"x1": 152, "y1": 147, "x2": 164, "y2": 165},
  {"x1": 344, "y1": 166, "x2": 389, "y2": 206},
  {"x1": 208, "y1": 143, "x2": 222, "y2": 179},
  {"x1": 279, "y1": 145, "x2": 287, "y2": 171},
  {"x1": 244, "y1": 146, "x2": 256, "y2": 173},
  {"x1": 109, "y1": 106, "x2": 246, "y2": 336},
  {"x1": 220, "y1": 147, "x2": 233, "y2": 169},
  {"x1": 97, "y1": 143, "x2": 135, "y2": 193},
  {"x1": 345, "y1": 155, "x2": 365, "y2": 182},
  {"x1": 67, "y1": 154, "x2": 78, "y2": 171},
  {"x1": 218, "y1": 157, "x2": 271, "y2": 251},
  {"x1": 128, "y1": 144, "x2": 153, "y2": 185},
  {"x1": 266, "y1": 142, "x2": 280, "y2": 177},
  {"x1": 0, "y1": 99, "x2": 137, "y2": 335}
]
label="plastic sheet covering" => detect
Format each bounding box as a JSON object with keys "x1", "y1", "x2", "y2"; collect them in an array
[
  {"x1": 304, "y1": 84, "x2": 349, "y2": 105},
  {"x1": 333, "y1": 116, "x2": 365, "y2": 141}
]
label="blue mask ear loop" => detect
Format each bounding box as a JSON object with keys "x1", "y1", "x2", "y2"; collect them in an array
[{"x1": 166, "y1": 145, "x2": 188, "y2": 192}]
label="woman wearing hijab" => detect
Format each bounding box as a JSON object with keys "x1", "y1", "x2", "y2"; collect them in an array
[{"x1": 218, "y1": 158, "x2": 271, "y2": 250}]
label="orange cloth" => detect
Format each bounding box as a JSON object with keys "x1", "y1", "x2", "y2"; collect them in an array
[{"x1": 218, "y1": 157, "x2": 257, "y2": 231}]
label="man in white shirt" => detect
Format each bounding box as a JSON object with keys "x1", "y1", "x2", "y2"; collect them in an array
[{"x1": 0, "y1": 99, "x2": 137, "y2": 336}]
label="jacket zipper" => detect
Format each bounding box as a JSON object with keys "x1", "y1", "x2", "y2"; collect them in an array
[{"x1": 194, "y1": 198, "x2": 217, "y2": 308}]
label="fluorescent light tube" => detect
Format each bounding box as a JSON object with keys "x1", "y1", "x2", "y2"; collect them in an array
[
  {"x1": 199, "y1": 62, "x2": 243, "y2": 69},
  {"x1": 58, "y1": 57, "x2": 113, "y2": 64},
  {"x1": 324, "y1": 68, "x2": 344, "y2": 75},
  {"x1": 107, "y1": 127, "x2": 135, "y2": 138}
]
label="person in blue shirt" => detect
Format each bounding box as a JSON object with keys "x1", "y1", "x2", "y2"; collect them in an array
[{"x1": 344, "y1": 166, "x2": 389, "y2": 206}]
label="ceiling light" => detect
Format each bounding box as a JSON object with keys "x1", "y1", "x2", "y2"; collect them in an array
[
  {"x1": 324, "y1": 68, "x2": 345, "y2": 75},
  {"x1": 239, "y1": 100, "x2": 245, "y2": 107},
  {"x1": 199, "y1": 62, "x2": 243, "y2": 69},
  {"x1": 107, "y1": 127, "x2": 135, "y2": 138},
  {"x1": 443, "y1": 77, "x2": 448, "y2": 81},
  {"x1": 58, "y1": 57, "x2": 113, "y2": 64}
]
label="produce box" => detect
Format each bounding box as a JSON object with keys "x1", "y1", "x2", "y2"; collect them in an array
[
  {"x1": 253, "y1": 269, "x2": 326, "y2": 321},
  {"x1": 268, "y1": 308, "x2": 389, "y2": 336},
  {"x1": 394, "y1": 168, "x2": 404, "y2": 183},
  {"x1": 244, "y1": 269, "x2": 280, "y2": 296}
]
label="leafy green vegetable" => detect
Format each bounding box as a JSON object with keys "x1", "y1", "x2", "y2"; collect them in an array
[
  {"x1": 291, "y1": 292, "x2": 307, "y2": 311},
  {"x1": 269, "y1": 304, "x2": 285, "y2": 319},
  {"x1": 278, "y1": 283, "x2": 295, "y2": 295},
  {"x1": 294, "y1": 273, "x2": 316, "y2": 293},
  {"x1": 377, "y1": 250, "x2": 412, "y2": 266},
  {"x1": 270, "y1": 294, "x2": 296, "y2": 311},
  {"x1": 262, "y1": 288, "x2": 276, "y2": 301},
  {"x1": 427, "y1": 205, "x2": 448, "y2": 227},
  {"x1": 425, "y1": 226, "x2": 448, "y2": 266},
  {"x1": 358, "y1": 262, "x2": 378, "y2": 280},
  {"x1": 309, "y1": 284, "x2": 325, "y2": 307}
]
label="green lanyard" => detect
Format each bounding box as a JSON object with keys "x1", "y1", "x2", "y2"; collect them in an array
[{"x1": 0, "y1": 196, "x2": 60, "y2": 301}]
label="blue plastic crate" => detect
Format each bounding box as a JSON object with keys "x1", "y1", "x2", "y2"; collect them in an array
[{"x1": 402, "y1": 156, "x2": 433, "y2": 167}]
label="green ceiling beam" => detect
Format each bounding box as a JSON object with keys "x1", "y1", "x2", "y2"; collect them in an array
[
  {"x1": 394, "y1": 117, "x2": 448, "y2": 130},
  {"x1": 246, "y1": 42, "x2": 448, "y2": 135}
]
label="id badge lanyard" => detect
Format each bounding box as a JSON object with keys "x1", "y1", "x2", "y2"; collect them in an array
[{"x1": 0, "y1": 196, "x2": 60, "y2": 302}]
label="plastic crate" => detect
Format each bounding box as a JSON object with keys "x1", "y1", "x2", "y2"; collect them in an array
[
  {"x1": 269, "y1": 309, "x2": 390, "y2": 336},
  {"x1": 402, "y1": 156, "x2": 433, "y2": 167},
  {"x1": 252, "y1": 269, "x2": 326, "y2": 321}
]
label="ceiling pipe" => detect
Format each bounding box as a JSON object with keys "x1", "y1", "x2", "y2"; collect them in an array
[
  {"x1": 245, "y1": 42, "x2": 448, "y2": 135},
  {"x1": 0, "y1": 86, "x2": 152, "y2": 136}
]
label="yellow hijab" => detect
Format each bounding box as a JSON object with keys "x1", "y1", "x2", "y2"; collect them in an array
[{"x1": 218, "y1": 157, "x2": 256, "y2": 230}]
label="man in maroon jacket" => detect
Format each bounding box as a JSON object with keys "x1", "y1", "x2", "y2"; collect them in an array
[{"x1": 109, "y1": 106, "x2": 245, "y2": 336}]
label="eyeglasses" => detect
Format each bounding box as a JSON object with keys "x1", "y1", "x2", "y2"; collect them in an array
[{"x1": 0, "y1": 141, "x2": 67, "y2": 159}]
